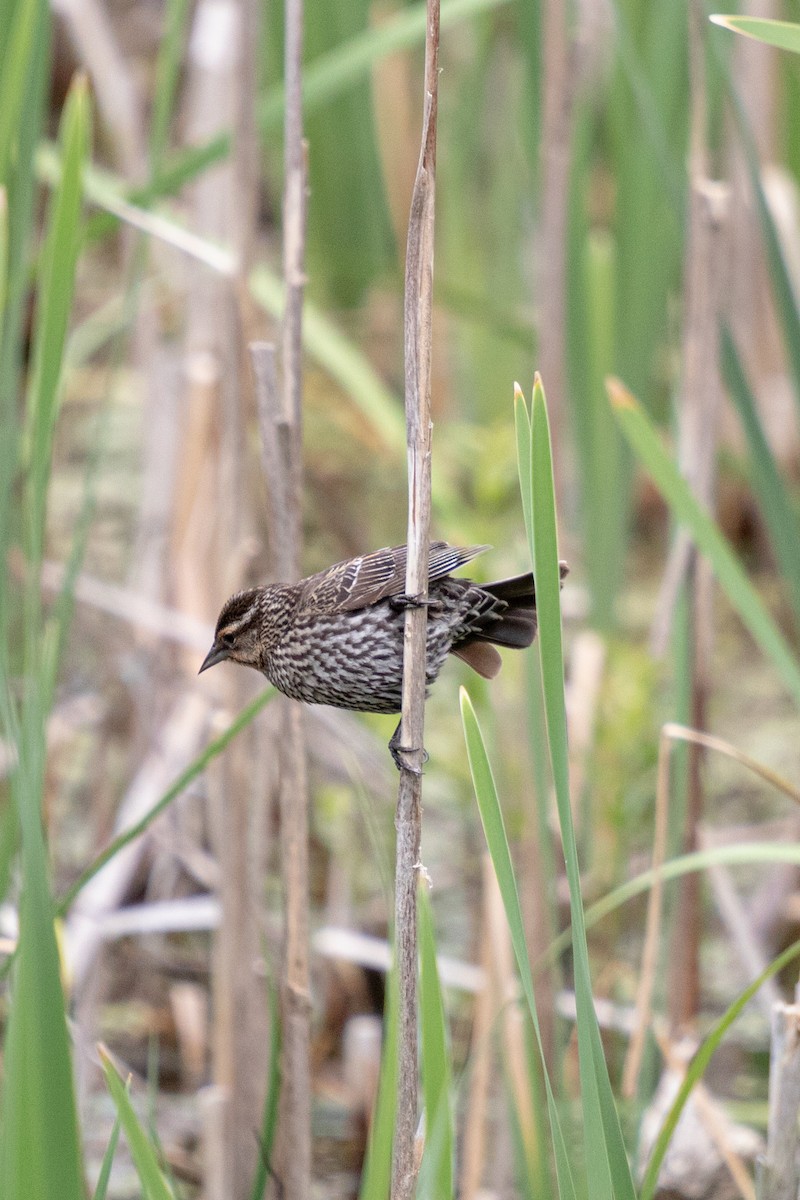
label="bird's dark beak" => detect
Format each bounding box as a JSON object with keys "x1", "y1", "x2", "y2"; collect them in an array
[{"x1": 199, "y1": 642, "x2": 228, "y2": 674}]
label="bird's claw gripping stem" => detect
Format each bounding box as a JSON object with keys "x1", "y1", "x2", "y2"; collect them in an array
[
  {"x1": 389, "y1": 722, "x2": 429, "y2": 774},
  {"x1": 389, "y1": 593, "x2": 443, "y2": 613}
]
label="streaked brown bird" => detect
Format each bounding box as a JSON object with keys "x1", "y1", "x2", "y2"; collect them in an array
[{"x1": 199, "y1": 542, "x2": 565, "y2": 767}]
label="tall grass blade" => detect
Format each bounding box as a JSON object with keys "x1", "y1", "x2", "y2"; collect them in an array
[
  {"x1": 460, "y1": 690, "x2": 577, "y2": 1200},
  {"x1": 721, "y1": 326, "x2": 800, "y2": 628},
  {"x1": 92, "y1": 1109, "x2": 123, "y2": 1200},
  {"x1": 539, "y1": 840, "x2": 800, "y2": 969},
  {"x1": 359, "y1": 960, "x2": 399, "y2": 1200},
  {"x1": 717, "y1": 42, "x2": 800, "y2": 424},
  {"x1": 0, "y1": 0, "x2": 39, "y2": 187},
  {"x1": 607, "y1": 377, "x2": 800, "y2": 705},
  {"x1": 528, "y1": 377, "x2": 636, "y2": 1200},
  {"x1": 0, "y1": 76, "x2": 90, "y2": 1200},
  {"x1": 640, "y1": 937, "x2": 800, "y2": 1200},
  {"x1": 99, "y1": 1049, "x2": 176, "y2": 1200},
  {"x1": 417, "y1": 884, "x2": 454, "y2": 1200},
  {"x1": 59, "y1": 686, "x2": 276, "y2": 913},
  {"x1": 148, "y1": 0, "x2": 193, "y2": 170},
  {"x1": 248, "y1": 973, "x2": 281, "y2": 1200}
]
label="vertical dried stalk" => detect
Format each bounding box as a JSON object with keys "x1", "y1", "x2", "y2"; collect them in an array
[
  {"x1": 762, "y1": 1003, "x2": 800, "y2": 1200},
  {"x1": 391, "y1": 4, "x2": 440, "y2": 1199},
  {"x1": 261, "y1": 0, "x2": 312, "y2": 1195},
  {"x1": 666, "y1": 0, "x2": 728, "y2": 1032},
  {"x1": 178, "y1": 5, "x2": 270, "y2": 1196}
]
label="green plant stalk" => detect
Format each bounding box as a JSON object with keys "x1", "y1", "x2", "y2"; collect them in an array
[
  {"x1": 359, "y1": 960, "x2": 399, "y2": 1200},
  {"x1": 461, "y1": 690, "x2": 577, "y2": 1200},
  {"x1": 417, "y1": 884, "x2": 454, "y2": 1200},
  {"x1": 92, "y1": 1110, "x2": 123, "y2": 1200},
  {"x1": 721, "y1": 326, "x2": 800, "y2": 628},
  {"x1": 248, "y1": 969, "x2": 281, "y2": 1200},
  {"x1": 0, "y1": 76, "x2": 90, "y2": 1200},
  {"x1": 529, "y1": 378, "x2": 636, "y2": 1200}
]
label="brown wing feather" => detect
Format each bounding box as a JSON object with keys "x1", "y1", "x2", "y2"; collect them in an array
[{"x1": 299, "y1": 543, "x2": 490, "y2": 614}]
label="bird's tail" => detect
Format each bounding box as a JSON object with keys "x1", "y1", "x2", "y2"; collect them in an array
[
  {"x1": 451, "y1": 563, "x2": 568, "y2": 678},
  {"x1": 481, "y1": 561, "x2": 569, "y2": 648}
]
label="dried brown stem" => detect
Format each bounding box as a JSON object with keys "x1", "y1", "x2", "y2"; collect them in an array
[
  {"x1": 391, "y1": 4, "x2": 440, "y2": 1198},
  {"x1": 762, "y1": 1003, "x2": 800, "y2": 1200},
  {"x1": 249, "y1": 0, "x2": 311, "y2": 1194},
  {"x1": 622, "y1": 722, "x2": 673, "y2": 1097},
  {"x1": 250, "y1": 337, "x2": 311, "y2": 1200}
]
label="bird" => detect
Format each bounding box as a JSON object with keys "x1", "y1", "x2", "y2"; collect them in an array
[{"x1": 199, "y1": 542, "x2": 567, "y2": 769}]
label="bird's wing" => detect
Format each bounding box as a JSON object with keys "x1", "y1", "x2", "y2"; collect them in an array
[{"x1": 298, "y1": 542, "x2": 490, "y2": 614}]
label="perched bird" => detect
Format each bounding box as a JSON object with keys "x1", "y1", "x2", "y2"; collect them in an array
[{"x1": 199, "y1": 542, "x2": 566, "y2": 768}]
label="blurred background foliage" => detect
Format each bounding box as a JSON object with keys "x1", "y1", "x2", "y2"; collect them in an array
[{"x1": 1, "y1": 0, "x2": 800, "y2": 1196}]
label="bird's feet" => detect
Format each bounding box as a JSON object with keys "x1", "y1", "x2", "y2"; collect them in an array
[
  {"x1": 389, "y1": 593, "x2": 443, "y2": 613},
  {"x1": 389, "y1": 723, "x2": 429, "y2": 775}
]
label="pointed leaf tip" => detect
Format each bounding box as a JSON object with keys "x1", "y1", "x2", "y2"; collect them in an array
[
  {"x1": 513, "y1": 381, "x2": 524, "y2": 401},
  {"x1": 605, "y1": 376, "x2": 638, "y2": 410}
]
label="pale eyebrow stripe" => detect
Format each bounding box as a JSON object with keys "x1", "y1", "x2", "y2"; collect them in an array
[{"x1": 219, "y1": 608, "x2": 258, "y2": 637}]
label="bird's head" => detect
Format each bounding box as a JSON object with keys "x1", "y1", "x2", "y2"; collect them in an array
[{"x1": 199, "y1": 588, "x2": 266, "y2": 675}]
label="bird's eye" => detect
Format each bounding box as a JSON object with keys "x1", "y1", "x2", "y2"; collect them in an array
[{"x1": 220, "y1": 632, "x2": 235, "y2": 647}]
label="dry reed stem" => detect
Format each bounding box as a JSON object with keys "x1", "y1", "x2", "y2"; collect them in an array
[
  {"x1": 248, "y1": 0, "x2": 312, "y2": 1191},
  {"x1": 180, "y1": 5, "x2": 270, "y2": 1195},
  {"x1": 250, "y1": 339, "x2": 311, "y2": 1200},
  {"x1": 761, "y1": 1002, "x2": 800, "y2": 1200},
  {"x1": 621, "y1": 723, "x2": 673, "y2": 1097},
  {"x1": 53, "y1": 0, "x2": 146, "y2": 180},
  {"x1": 665, "y1": 0, "x2": 729, "y2": 1033},
  {"x1": 391, "y1": 3, "x2": 440, "y2": 1197}
]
